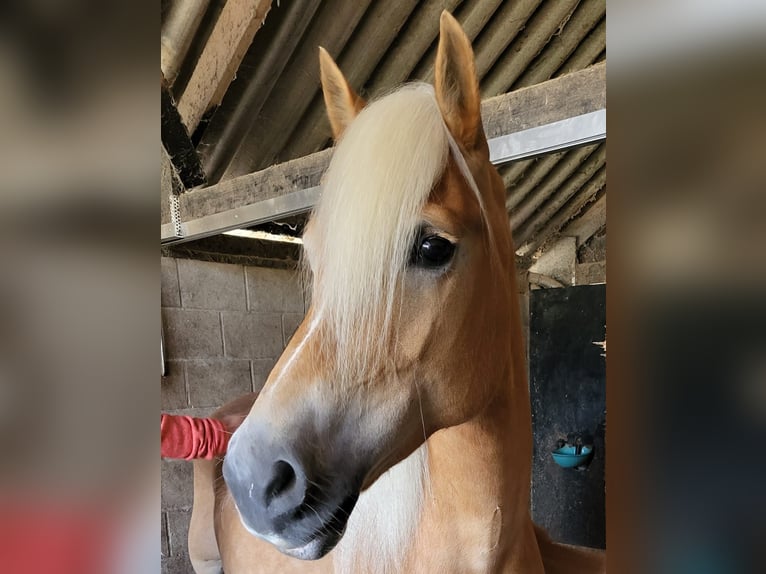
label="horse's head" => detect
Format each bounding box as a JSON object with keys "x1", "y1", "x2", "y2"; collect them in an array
[{"x1": 223, "y1": 12, "x2": 516, "y2": 560}]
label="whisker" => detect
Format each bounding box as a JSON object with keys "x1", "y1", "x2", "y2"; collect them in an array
[{"x1": 414, "y1": 378, "x2": 428, "y2": 445}]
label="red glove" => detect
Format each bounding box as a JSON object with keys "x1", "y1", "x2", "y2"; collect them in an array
[{"x1": 160, "y1": 414, "x2": 229, "y2": 460}]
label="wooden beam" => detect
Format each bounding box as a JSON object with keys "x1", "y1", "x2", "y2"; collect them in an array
[
  {"x1": 179, "y1": 148, "x2": 331, "y2": 223},
  {"x1": 481, "y1": 61, "x2": 605, "y2": 139},
  {"x1": 168, "y1": 64, "x2": 606, "y2": 242},
  {"x1": 177, "y1": 0, "x2": 272, "y2": 134},
  {"x1": 161, "y1": 79, "x2": 206, "y2": 188}
]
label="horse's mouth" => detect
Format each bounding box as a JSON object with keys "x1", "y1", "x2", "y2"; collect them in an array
[{"x1": 279, "y1": 491, "x2": 359, "y2": 560}]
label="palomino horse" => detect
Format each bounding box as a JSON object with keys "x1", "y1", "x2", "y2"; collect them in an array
[{"x1": 189, "y1": 11, "x2": 605, "y2": 574}]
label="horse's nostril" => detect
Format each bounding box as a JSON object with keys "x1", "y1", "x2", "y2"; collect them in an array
[{"x1": 267, "y1": 460, "x2": 297, "y2": 501}]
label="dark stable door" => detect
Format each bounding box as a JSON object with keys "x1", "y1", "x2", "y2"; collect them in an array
[{"x1": 529, "y1": 283, "x2": 606, "y2": 549}]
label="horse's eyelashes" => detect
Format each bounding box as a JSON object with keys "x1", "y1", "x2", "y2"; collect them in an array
[{"x1": 411, "y1": 233, "x2": 456, "y2": 268}]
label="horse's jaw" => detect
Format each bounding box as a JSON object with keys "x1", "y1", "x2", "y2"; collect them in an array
[{"x1": 284, "y1": 490, "x2": 359, "y2": 560}]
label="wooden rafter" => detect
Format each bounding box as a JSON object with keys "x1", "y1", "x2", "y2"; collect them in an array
[
  {"x1": 161, "y1": 76, "x2": 206, "y2": 189},
  {"x1": 176, "y1": 0, "x2": 272, "y2": 135}
]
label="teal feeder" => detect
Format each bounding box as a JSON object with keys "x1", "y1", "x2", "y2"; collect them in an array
[{"x1": 551, "y1": 444, "x2": 593, "y2": 468}]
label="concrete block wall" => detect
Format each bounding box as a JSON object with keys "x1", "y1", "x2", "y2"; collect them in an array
[{"x1": 161, "y1": 257, "x2": 306, "y2": 573}]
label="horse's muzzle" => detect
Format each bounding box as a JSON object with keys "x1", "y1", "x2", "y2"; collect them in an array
[{"x1": 222, "y1": 422, "x2": 360, "y2": 560}]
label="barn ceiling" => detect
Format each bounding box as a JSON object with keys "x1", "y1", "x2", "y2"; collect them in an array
[{"x1": 161, "y1": 0, "x2": 606, "y2": 273}]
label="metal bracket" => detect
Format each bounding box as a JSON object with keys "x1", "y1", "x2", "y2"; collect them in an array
[
  {"x1": 488, "y1": 109, "x2": 606, "y2": 165},
  {"x1": 162, "y1": 186, "x2": 320, "y2": 245},
  {"x1": 161, "y1": 194, "x2": 184, "y2": 243}
]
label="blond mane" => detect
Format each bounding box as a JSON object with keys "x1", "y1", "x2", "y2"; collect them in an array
[
  {"x1": 306, "y1": 84, "x2": 450, "y2": 376},
  {"x1": 333, "y1": 445, "x2": 429, "y2": 574}
]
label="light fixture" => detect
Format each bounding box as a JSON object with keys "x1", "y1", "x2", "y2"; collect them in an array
[{"x1": 223, "y1": 229, "x2": 304, "y2": 244}]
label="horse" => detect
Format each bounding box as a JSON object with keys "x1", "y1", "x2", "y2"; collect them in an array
[{"x1": 188, "y1": 11, "x2": 606, "y2": 574}]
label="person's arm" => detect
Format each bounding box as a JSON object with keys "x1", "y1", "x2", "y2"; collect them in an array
[{"x1": 160, "y1": 414, "x2": 229, "y2": 460}]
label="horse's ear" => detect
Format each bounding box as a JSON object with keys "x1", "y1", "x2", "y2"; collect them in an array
[
  {"x1": 434, "y1": 11, "x2": 483, "y2": 151},
  {"x1": 319, "y1": 47, "x2": 366, "y2": 141}
]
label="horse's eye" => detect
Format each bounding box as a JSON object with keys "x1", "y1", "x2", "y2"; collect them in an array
[{"x1": 412, "y1": 235, "x2": 455, "y2": 268}]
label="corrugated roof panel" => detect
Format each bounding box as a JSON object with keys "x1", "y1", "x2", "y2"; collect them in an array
[
  {"x1": 223, "y1": 0, "x2": 373, "y2": 178},
  {"x1": 553, "y1": 17, "x2": 606, "y2": 77},
  {"x1": 514, "y1": 144, "x2": 606, "y2": 249},
  {"x1": 197, "y1": 0, "x2": 322, "y2": 182},
  {"x1": 481, "y1": 0, "x2": 583, "y2": 96},
  {"x1": 472, "y1": 0, "x2": 542, "y2": 82},
  {"x1": 280, "y1": 0, "x2": 422, "y2": 162},
  {"x1": 513, "y1": 0, "x2": 605, "y2": 89},
  {"x1": 409, "y1": 0, "x2": 509, "y2": 83},
  {"x1": 162, "y1": 0, "x2": 607, "y2": 269},
  {"x1": 510, "y1": 143, "x2": 601, "y2": 230}
]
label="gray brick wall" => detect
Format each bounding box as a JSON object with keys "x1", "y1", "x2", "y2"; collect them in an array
[{"x1": 161, "y1": 257, "x2": 306, "y2": 573}]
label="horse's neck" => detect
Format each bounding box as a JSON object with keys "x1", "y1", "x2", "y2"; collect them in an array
[
  {"x1": 331, "y1": 442, "x2": 428, "y2": 574},
  {"x1": 407, "y1": 373, "x2": 544, "y2": 574},
  {"x1": 334, "y1": 390, "x2": 542, "y2": 574},
  {"x1": 335, "y1": 287, "x2": 543, "y2": 573},
  {"x1": 412, "y1": 282, "x2": 543, "y2": 573}
]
